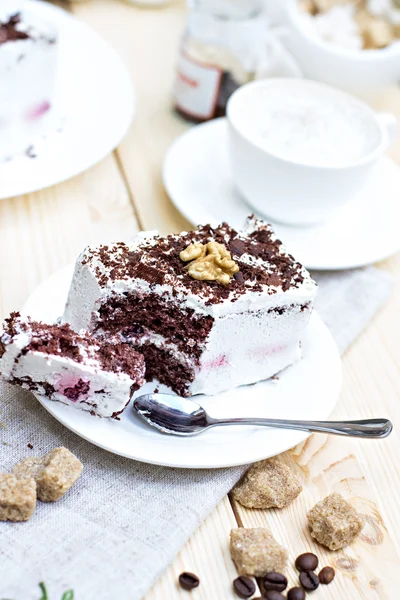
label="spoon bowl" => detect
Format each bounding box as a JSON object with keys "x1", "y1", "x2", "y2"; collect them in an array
[{"x1": 134, "y1": 394, "x2": 210, "y2": 435}]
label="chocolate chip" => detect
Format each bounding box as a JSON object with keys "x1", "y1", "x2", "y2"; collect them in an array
[
  {"x1": 229, "y1": 238, "x2": 247, "y2": 257},
  {"x1": 178, "y1": 572, "x2": 200, "y2": 590},
  {"x1": 264, "y1": 591, "x2": 285, "y2": 600},
  {"x1": 233, "y1": 576, "x2": 255, "y2": 598},
  {"x1": 295, "y1": 552, "x2": 319, "y2": 572},
  {"x1": 234, "y1": 271, "x2": 244, "y2": 283},
  {"x1": 299, "y1": 570, "x2": 319, "y2": 591},
  {"x1": 135, "y1": 263, "x2": 165, "y2": 286},
  {"x1": 319, "y1": 566, "x2": 335, "y2": 584},
  {"x1": 287, "y1": 587, "x2": 306, "y2": 600},
  {"x1": 263, "y1": 572, "x2": 288, "y2": 592}
]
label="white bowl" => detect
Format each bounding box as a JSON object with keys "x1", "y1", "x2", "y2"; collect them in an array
[{"x1": 272, "y1": 0, "x2": 400, "y2": 97}]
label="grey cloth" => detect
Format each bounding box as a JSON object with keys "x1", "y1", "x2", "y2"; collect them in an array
[{"x1": 0, "y1": 267, "x2": 393, "y2": 600}]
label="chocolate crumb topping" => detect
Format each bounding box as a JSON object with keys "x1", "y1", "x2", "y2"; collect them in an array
[
  {"x1": 0, "y1": 14, "x2": 29, "y2": 45},
  {"x1": 83, "y1": 217, "x2": 308, "y2": 305}
]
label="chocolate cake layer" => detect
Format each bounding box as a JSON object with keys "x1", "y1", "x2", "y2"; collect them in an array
[
  {"x1": 140, "y1": 343, "x2": 196, "y2": 397},
  {"x1": 96, "y1": 293, "x2": 214, "y2": 359},
  {"x1": 97, "y1": 342, "x2": 145, "y2": 385}
]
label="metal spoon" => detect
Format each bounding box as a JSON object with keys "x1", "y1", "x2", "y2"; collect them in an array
[{"x1": 133, "y1": 393, "x2": 393, "y2": 439}]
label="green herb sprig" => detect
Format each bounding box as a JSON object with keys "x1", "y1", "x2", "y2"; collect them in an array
[{"x1": 39, "y1": 582, "x2": 74, "y2": 600}]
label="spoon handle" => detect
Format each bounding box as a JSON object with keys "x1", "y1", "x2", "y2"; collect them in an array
[{"x1": 210, "y1": 417, "x2": 393, "y2": 439}]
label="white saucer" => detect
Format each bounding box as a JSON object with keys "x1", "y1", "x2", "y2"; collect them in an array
[
  {"x1": 163, "y1": 118, "x2": 400, "y2": 270},
  {"x1": 0, "y1": 1, "x2": 134, "y2": 199},
  {"x1": 22, "y1": 265, "x2": 341, "y2": 469}
]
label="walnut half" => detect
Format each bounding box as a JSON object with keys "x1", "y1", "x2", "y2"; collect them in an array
[{"x1": 179, "y1": 242, "x2": 239, "y2": 285}]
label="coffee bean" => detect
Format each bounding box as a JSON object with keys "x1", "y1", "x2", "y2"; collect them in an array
[
  {"x1": 263, "y1": 572, "x2": 288, "y2": 592},
  {"x1": 299, "y1": 570, "x2": 319, "y2": 591},
  {"x1": 264, "y1": 591, "x2": 286, "y2": 600},
  {"x1": 287, "y1": 587, "x2": 306, "y2": 600},
  {"x1": 319, "y1": 566, "x2": 335, "y2": 584},
  {"x1": 178, "y1": 572, "x2": 200, "y2": 590},
  {"x1": 295, "y1": 552, "x2": 319, "y2": 572},
  {"x1": 233, "y1": 576, "x2": 255, "y2": 598}
]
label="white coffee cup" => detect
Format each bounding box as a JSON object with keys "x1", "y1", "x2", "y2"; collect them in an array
[{"x1": 227, "y1": 78, "x2": 397, "y2": 226}]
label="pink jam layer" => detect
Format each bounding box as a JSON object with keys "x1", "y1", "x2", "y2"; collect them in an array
[
  {"x1": 251, "y1": 343, "x2": 290, "y2": 360},
  {"x1": 25, "y1": 100, "x2": 51, "y2": 121},
  {"x1": 56, "y1": 374, "x2": 90, "y2": 402}
]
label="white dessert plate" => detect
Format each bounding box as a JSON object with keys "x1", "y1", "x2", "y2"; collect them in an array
[
  {"x1": 163, "y1": 118, "x2": 400, "y2": 271},
  {"x1": 0, "y1": 1, "x2": 134, "y2": 199},
  {"x1": 22, "y1": 265, "x2": 342, "y2": 469}
]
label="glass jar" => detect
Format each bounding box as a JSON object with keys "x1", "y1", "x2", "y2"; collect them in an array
[{"x1": 173, "y1": 0, "x2": 266, "y2": 122}]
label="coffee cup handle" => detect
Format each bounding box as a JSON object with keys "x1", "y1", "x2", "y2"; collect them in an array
[
  {"x1": 376, "y1": 112, "x2": 398, "y2": 148},
  {"x1": 256, "y1": 26, "x2": 303, "y2": 80}
]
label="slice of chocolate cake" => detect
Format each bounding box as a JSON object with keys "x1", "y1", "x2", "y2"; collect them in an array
[
  {"x1": 63, "y1": 216, "x2": 317, "y2": 397},
  {"x1": 0, "y1": 313, "x2": 145, "y2": 418}
]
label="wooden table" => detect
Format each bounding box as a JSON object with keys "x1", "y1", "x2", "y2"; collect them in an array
[{"x1": 3, "y1": 1, "x2": 400, "y2": 597}]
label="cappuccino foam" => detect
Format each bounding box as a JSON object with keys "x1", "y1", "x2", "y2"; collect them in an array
[{"x1": 232, "y1": 80, "x2": 381, "y2": 167}]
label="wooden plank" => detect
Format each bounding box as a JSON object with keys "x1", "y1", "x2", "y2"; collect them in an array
[
  {"x1": 231, "y1": 436, "x2": 399, "y2": 598},
  {"x1": 69, "y1": 0, "x2": 191, "y2": 234},
  {"x1": 0, "y1": 154, "x2": 138, "y2": 319},
  {"x1": 144, "y1": 496, "x2": 261, "y2": 600},
  {"x1": 339, "y1": 295, "x2": 400, "y2": 552}
]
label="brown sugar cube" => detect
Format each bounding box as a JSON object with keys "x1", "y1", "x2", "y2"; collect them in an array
[
  {"x1": 230, "y1": 528, "x2": 288, "y2": 577},
  {"x1": 13, "y1": 457, "x2": 43, "y2": 480},
  {"x1": 232, "y1": 457, "x2": 302, "y2": 509},
  {"x1": 13, "y1": 447, "x2": 83, "y2": 502},
  {"x1": 0, "y1": 474, "x2": 36, "y2": 522},
  {"x1": 307, "y1": 492, "x2": 364, "y2": 550},
  {"x1": 314, "y1": 0, "x2": 361, "y2": 13},
  {"x1": 297, "y1": 0, "x2": 318, "y2": 15},
  {"x1": 356, "y1": 9, "x2": 394, "y2": 48}
]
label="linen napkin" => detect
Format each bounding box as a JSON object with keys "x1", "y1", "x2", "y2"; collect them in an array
[{"x1": 0, "y1": 266, "x2": 393, "y2": 600}]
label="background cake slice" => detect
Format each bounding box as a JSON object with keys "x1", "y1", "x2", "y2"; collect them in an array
[
  {"x1": 0, "y1": 1, "x2": 58, "y2": 161},
  {"x1": 63, "y1": 216, "x2": 317, "y2": 397},
  {"x1": 0, "y1": 313, "x2": 145, "y2": 418}
]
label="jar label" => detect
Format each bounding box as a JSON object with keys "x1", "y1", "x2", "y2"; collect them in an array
[{"x1": 174, "y1": 51, "x2": 222, "y2": 120}]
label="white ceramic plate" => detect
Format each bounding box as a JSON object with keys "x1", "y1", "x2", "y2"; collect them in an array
[
  {"x1": 0, "y1": 1, "x2": 134, "y2": 199},
  {"x1": 163, "y1": 118, "x2": 400, "y2": 271},
  {"x1": 22, "y1": 265, "x2": 342, "y2": 469}
]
